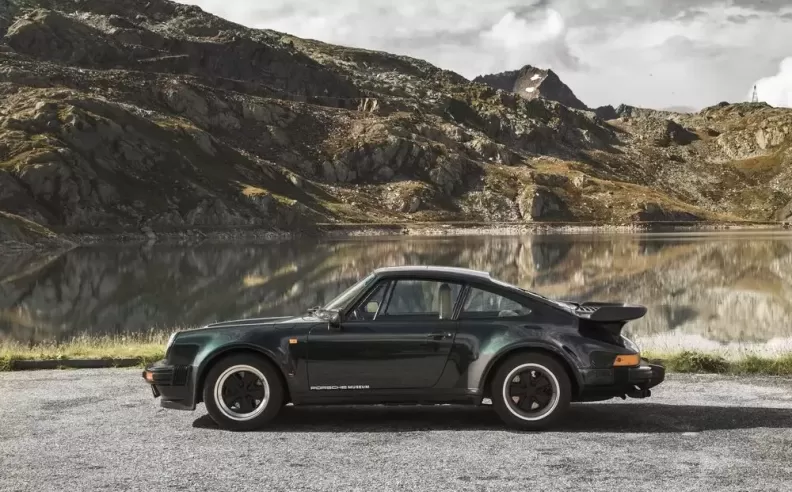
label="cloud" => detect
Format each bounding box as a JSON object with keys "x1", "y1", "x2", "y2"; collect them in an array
[
  {"x1": 753, "y1": 57, "x2": 792, "y2": 108},
  {"x1": 177, "y1": 0, "x2": 792, "y2": 110},
  {"x1": 479, "y1": 9, "x2": 583, "y2": 70}
]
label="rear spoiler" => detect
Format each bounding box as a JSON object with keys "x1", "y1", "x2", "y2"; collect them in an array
[{"x1": 565, "y1": 302, "x2": 647, "y2": 322}]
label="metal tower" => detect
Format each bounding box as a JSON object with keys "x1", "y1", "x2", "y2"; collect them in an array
[{"x1": 751, "y1": 85, "x2": 759, "y2": 103}]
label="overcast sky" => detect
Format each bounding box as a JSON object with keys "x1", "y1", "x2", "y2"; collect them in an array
[{"x1": 178, "y1": 0, "x2": 792, "y2": 110}]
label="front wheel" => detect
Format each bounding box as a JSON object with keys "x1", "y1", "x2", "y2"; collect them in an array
[
  {"x1": 491, "y1": 353, "x2": 572, "y2": 431},
  {"x1": 202, "y1": 354, "x2": 284, "y2": 431}
]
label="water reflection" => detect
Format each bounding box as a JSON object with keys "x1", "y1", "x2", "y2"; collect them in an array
[{"x1": 1, "y1": 232, "x2": 791, "y2": 347}]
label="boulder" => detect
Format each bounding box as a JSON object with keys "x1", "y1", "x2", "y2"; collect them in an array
[
  {"x1": 518, "y1": 186, "x2": 573, "y2": 221},
  {"x1": 163, "y1": 82, "x2": 209, "y2": 124},
  {"x1": 776, "y1": 200, "x2": 792, "y2": 223},
  {"x1": 653, "y1": 120, "x2": 699, "y2": 147},
  {"x1": 382, "y1": 182, "x2": 433, "y2": 214}
]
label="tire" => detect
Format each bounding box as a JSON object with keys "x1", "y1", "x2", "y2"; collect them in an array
[
  {"x1": 491, "y1": 352, "x2": 572, "y2": 431},
  {"x1": 202, "y1": 353, "x2": 284, "y2": 431}
]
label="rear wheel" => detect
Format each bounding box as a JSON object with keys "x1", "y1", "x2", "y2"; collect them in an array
[
  {"x1": 202, "y1": 354, "x2": 284, "y2": 431},
  {"x1": 491, "y1": 353, "x2": 571, "y2": 430}
]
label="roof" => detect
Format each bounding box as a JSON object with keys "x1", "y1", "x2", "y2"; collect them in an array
[{"x1": 373, "y1": 266, "x2": 492, "y2": 279}]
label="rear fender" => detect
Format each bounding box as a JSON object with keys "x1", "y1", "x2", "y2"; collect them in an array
[{"x1": 479, "y1": 341, "x2": 583, "y2": 397}]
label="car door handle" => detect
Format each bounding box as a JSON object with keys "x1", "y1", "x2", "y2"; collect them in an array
[{"x1": 426, "y1": 332, "x2": 453, "y2": 341}]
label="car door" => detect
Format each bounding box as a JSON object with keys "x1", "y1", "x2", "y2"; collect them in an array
[{"x1": 306, "y1": 278, "x2": 463, "y2": 390}]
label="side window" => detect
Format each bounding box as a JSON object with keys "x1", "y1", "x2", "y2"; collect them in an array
[
  {"x1": 348, "y1": 281, "x2": 389, "y2": 321},
  {"x1": 381, "y1": 280, "x2": 462, "y2": 320},
  {"x1": 459, "y1": 287, "x2": 533, "y2": 320}
]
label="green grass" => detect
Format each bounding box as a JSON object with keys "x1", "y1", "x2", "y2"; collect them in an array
[
  {"x1": 0, "y1": 332, "x2": 170, "y2": 371},
  {"x1": 646, "y1": 350, "x2": 792, "y2": 376},
  {"x1": 2, "y1": 338, "x2": 792, "y2": 376}
]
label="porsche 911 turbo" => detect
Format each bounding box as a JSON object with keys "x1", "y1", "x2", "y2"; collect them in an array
[{"x1": 142, "y1": 266, "x2": 664, "y2": 431}]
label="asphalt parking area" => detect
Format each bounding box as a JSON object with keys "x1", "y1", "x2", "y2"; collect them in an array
[{"x1": 2, "y1": 369, "x2": 792, "y2": 491}]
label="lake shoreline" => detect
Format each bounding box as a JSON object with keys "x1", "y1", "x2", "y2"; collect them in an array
[
  {"x1": 2, "y1": 220, "x2": 789, "y2": 254},
  {"x1": 3, "y1": 335, "x2": 792, "y2": 375}
]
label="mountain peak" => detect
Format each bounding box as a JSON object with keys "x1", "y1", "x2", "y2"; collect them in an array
[{"x1": 473, "y1": 65, "x2": 588, "y2": 110}]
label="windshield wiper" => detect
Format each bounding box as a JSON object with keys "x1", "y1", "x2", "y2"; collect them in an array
[{"x1": 306, "y1": 305, "x2": 322, "y2": 315}]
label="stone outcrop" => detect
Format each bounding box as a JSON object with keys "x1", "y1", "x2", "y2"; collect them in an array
[
  {"x1": 518, "y1": 186, "x2": 573, "y2": 221},
  {"x1": 633, "y1": 203, "x2": 703, "y2": 222},
  {"x1": 777, "y1": 200, "x2": 792, "y2": 223}
]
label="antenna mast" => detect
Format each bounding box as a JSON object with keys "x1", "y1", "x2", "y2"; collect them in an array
[{"x1": 751, "y1": 85, "x2": 759, "y2": 103}]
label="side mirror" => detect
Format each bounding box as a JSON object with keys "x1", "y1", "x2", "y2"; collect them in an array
[{"x1": 328, "y1": 310, "x2": 341, "y2": 331}]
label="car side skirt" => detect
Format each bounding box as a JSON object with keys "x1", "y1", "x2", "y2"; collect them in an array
[{"x1": 290, "y1": 389, "x2": 481, "y2": 406}]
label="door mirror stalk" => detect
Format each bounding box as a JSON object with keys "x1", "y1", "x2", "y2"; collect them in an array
[{"x1": 327, "y1": 310, "x2": 341, "y2": 331}]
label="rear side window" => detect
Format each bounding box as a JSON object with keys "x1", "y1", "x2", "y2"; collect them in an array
[
  {"x1": 381, "y1": 279, "x2": 462, "y2": 320},
  {"x1": 459, "y1": 287, "x2": 533, "y2": 320}
]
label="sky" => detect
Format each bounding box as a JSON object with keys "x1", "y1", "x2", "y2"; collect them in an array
[{"x1": 177, "y1": 0, "x2": 792, "y2": 110}]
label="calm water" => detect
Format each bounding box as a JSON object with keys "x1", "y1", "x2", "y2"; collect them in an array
[{"x1": 2, "y1": 231, "x2": 792, "y2": 354}]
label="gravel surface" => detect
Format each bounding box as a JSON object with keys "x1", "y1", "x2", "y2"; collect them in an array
[{"x1": 2, "y1": 370, "x2": 792, "y2": 491}]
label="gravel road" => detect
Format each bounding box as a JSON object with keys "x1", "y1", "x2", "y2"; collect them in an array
[{"x1": 2, "y1": 370, "x2": 792, "y2": 491}]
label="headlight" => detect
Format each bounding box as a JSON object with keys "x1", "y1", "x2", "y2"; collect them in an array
[{"x1": 621, "y1": 334, "x2": 640, "y2": 353}]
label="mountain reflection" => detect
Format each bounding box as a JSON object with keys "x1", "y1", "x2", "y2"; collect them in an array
[{"x1": 1, "y1": 232, "x2": 791, "y2": 345}]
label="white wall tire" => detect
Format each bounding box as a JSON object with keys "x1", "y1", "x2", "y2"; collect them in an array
[
  {"x1": 491, "y1": 353, "x2": 572, "y2": 430},
  {"x1": 203, "y1": 354, "x2": 284, "y2": 431}
]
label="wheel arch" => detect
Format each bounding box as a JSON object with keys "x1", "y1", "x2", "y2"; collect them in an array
[
  {"x1": 195, "y1": 345, "x2": 291, "y2": 404},
  {"x1": 480, "y1": 344, "x2": 582, "y2": 399}
]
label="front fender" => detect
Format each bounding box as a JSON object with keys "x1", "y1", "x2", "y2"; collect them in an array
[{"x1": 192, "y1": 342, "x2": 291, "y2": 404}]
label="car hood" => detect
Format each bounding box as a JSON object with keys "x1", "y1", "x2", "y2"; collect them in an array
[
  {"x1": 204, "y1": 316, "x2": 297, "y2": 329},
  {"x1": 194, "y1": 313, "x2": 329, "y2": 332}
]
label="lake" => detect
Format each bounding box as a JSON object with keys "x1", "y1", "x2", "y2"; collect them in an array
[{"x1": 2, "y1": 231, "x2": 791, "y2": 355}]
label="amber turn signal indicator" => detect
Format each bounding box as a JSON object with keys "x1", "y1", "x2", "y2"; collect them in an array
[
  {"x1": 144, "y1": 370, "x2": 154, "y2": 382},
  {"x1": 613, "y1": 354, "x2": 641, "y2": 367}
]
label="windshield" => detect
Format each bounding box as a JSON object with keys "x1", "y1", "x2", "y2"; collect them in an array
[{"x1": 323, "y1": 273, "x2": 377, "y2": 311}]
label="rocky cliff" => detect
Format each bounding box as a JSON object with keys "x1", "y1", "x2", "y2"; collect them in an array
[{"x1": 0, "y1": 0, "x2": 791, "y2": 247}]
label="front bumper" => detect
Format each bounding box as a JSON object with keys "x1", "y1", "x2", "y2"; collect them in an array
[
  {"x1": 142, "y1": 359, "x2": 196, "y2": 410},
  {"x1": 578, "y1": 359, "x2": 666, "y2": 401}
]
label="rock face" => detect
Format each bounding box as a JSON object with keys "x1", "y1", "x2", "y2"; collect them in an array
[
  {"x1": 777, "y1": 201, "x2": 792, "y2": 223},
  {"x1": 0, "y1": 0, "x2": 791, "y2": 246},
  {"x1": 633, "y1": 203, "x2": 702, "y2": 222},
  {"x1": 473, "y1": 65, "x2": 588, "y2": 110},
  {"x1": 518, "y1": 186, "x2": 573, "y2": 221}
]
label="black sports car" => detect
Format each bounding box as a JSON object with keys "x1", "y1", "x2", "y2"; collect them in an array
[{"x1": 143, "y1": 266, "x2": 665, "y2": 431}]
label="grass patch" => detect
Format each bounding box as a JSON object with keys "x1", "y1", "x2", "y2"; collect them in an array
[
  {"x1": 646, "y1": 350, "x2": 792, "y2": 376},
  {"x1": 3, "y1": 338, "x2": 792, "y2": 376},
  {"x1": 0, "y1": 332, "x2": 171, "y2": 371}
]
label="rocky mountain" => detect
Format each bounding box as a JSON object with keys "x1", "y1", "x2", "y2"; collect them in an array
[
  {"x1": 0, "y1": 0, "x2": 791, "y2": 248},
  {"x1": 473, "y1": 65, "x2": 588, "y2": 111}
]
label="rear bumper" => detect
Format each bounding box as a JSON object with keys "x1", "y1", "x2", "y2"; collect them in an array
[
  {"x1": 577, "y1": 359, "x2": 665, "y2": 401},
  {"x1": 142, "y1": 359, "x2": 196, "y2": 411}
]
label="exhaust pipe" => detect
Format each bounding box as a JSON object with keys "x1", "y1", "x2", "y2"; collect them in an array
[{"x1": 626, "y1": 387, "x2": 651, "y2": 399}]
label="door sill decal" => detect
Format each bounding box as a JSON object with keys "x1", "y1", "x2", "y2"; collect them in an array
[{"x1": 310, "y1": 385, "x2": 370, "y2": 391}]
